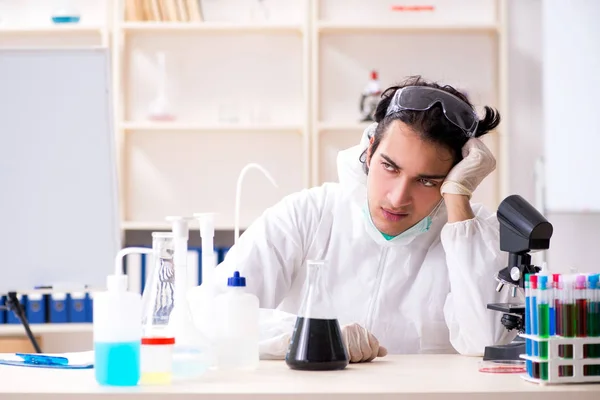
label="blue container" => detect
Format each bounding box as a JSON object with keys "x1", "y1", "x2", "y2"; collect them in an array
[
  {"x1": 49, "y1": 293, "x2": 69, "y2": 323},
  {"x1": 7, "y1": 294, "x2": 25, "y2": 324},
  {"x1": 94, "y1": 341, "x2": 140, "y2": 386},
  {"x1": 85, "y1": 292, "x2": 94, "y2": 323},
  {"x1": 69, "y1": 292, "x2": 87, "y2": 323},
  {"x1": 0, "y1": 295, "x2": 6, "y2": 324},
  {"x1": 25, "y1": 294, "x2": 46, "y2": 324}
]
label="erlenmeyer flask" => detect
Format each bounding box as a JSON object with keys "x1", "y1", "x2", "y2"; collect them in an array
[
  {"x1": 141, "y1": 232, "x2": 175, "y2": 337},
  {"x1": 285, "y1": 260, "x2": 348, "y2": 371}
]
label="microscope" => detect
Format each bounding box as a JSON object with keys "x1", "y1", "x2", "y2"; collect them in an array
[{"x1": 483, "y1": 194, "x2": 553, "y2": 361}]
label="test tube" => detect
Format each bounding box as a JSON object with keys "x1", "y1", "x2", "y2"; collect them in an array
[
  {"x1": 538, "y1": 275, "x2": 550, "y2": 380},
  {"x1": 551, "y1": 273, "x2": 560, "y2": 336},
  {"x1": 525, "y1": 274, "x2": 533, "y2": 378},
  {"x1": 560, "y1": 275, "x2": 575, "y2": 377},
  {"x1": 586, "y1": 274, "x2": 599, "y2": 376},
  {"x1": 530, "y1": 275, "x2": 540, "y2": 379},
  {"x1": 576, "y1": 274, "x2": 588, "y2": 375},
  {"x1": 576, "y1": 275, "x2": 588, "y2": 338}
]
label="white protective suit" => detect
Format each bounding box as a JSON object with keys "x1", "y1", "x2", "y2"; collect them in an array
[{"x1": 187, "y1": 127, "x2": 516, "y2": 358}]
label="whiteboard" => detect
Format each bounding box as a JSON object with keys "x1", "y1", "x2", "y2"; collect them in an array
[
  {"x1": 542, "y1": 0, "x2": 600, "y2": 212},
  {"x1": 0, "y1": 48, "x2": 120, "y2": 294}
]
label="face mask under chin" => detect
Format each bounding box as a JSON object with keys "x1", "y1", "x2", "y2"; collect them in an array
[{"x1": 363, "y1": 199, "x2": 443, "y2": 242}]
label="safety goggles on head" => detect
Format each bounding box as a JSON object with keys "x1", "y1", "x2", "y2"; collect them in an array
[{"x1": 385, "y1": 86, "x2": 479, "y2": 136}]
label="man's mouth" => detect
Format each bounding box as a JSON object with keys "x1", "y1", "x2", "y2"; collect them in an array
[{"x1": 381, "y1": 208, "x2": 410, "y2": 222}]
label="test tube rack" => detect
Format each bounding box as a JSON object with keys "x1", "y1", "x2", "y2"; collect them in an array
[{"x1": 519, "y1": 333, "x2": 600, "y2": 384}]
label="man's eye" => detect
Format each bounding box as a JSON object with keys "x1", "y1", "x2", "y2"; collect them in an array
[
  {"x1": 381, "y1": 162, "x2": 395, "y2": 171},
  {"x1": 420, "y1": 179, "x2": 437, "y2": 187}
]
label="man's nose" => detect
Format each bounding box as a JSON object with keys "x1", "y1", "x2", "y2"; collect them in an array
[{"x1": 388, "y1": 176, "x2": 412, "y2": 208}]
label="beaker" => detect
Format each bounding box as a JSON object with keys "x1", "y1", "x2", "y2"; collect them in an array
[
  {"x1": 285, "y1": 260, "x2": 348, "y2": 371},
  {"x1": 141, "y1": 232, "x2": 175, "y2": 337}
]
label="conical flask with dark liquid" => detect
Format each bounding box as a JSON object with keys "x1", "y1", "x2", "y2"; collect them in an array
[{"x1": 285, "y1": 260, "x2": 348, "y2": 371}]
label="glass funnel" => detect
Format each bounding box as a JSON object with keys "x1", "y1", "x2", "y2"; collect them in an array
[{"x1": 285, "y1": 260, "x2": 348, "y2": 371}]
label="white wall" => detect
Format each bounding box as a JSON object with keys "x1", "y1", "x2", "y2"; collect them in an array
[{"x1": 507, "y1": 0, "x2": 600, "y2": 274}]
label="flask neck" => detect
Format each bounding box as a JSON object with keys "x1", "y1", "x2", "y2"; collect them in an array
[{"x1": 299, "y1": 261, "x2": 336, "y2": 320}]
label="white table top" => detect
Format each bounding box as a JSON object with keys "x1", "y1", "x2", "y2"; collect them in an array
[{"x1": 0, "y1": 354, "x2": 599, "y2": 399}]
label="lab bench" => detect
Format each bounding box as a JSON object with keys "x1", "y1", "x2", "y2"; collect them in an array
[{"x1": 0, "y1": 354, "x2": 599, "y2": 399}]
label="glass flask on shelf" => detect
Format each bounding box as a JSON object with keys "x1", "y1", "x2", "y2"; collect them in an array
[
  {"x1": 147, "y1": 51, "x2": 175, "y2": 121},
  {"x1": 285, "y1": 260, "x2": 348, "y2": 371}
]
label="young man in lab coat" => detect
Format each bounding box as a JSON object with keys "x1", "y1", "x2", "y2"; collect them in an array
[{"x1": 188, "y1": 76, "x2": 514, "y2": 363}]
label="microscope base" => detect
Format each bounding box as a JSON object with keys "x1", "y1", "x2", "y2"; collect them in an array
[{"x1": 483, "y1": 338, "x2": 525, "y2": 361}]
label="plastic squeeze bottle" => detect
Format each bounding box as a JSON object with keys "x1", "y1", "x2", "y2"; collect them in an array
[
  {"x1": 93, "y1": 273, "x2": 142, "y2": 386},
  {"x1": 214, "y1": 271, "x2": 259, "y2": 370}
]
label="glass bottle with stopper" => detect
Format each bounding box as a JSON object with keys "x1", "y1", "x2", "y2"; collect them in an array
[{"x1": 285, "y1": 260, "x2": 348, "y2": 371}]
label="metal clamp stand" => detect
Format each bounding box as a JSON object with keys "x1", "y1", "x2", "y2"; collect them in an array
[{"x1": 1, "y1": 292, "x2": 43, "y2": 353}]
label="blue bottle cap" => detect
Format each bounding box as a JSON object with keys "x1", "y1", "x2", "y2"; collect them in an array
[
  {"x1": 227, "y1": 271, "x2": 246, "y2": 287},
  {"x1": 539, "y1": 275, "x2": 548, "y2": 289},
  {"x1": 588, "y1": 274, "x2": 599, "y2": 289}
]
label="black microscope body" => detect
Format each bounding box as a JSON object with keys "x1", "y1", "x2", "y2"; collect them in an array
[{"x1": 483, "y1": 195, "x2": 554, "y2": 361}]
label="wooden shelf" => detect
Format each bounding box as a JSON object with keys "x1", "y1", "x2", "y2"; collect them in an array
[
  {"x1": 317, "y1": 22, "x2": 499, "y2": 34},
  {"x1": 120, "y1": 221, "x2": 172, "y2": 231},
  {"x1": 121, "y1": 221, "x2": 239, "y2": 231},
  {"x1": 0, "y1": 26, "x2": 103, "y2": 35},
  {"x1": 121, "y1": 22, "x2": 303, "y2": 34},
  {"x1": 121, "y1": 122, "x2": 303, "y2": 133},
  {"x1": 0, "y1": 323, "x2": 92, "y2": 336},
  {"x1": 318, "y1": 122, "x2": 374, "y2": 132}
]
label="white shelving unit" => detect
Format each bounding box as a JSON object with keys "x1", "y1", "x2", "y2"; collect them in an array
[
  {"x1": 112, "y1": 0, "x2": 311, "y2": 233},
  {"x1": 121, "y1": 121, "x2": 303, "y2": 133},
  {"x1": 1, "y1": 0, "x2": 508, "y2": 232},
  {"x1": 0, "y1": 25, "x2": 104, "y2": 35},
  {"x1": 121, "y1": 21, "x2": 304, "y2": 33},
  {"x1": 316, "y1": 22, "x2": 500, "y2": 34},
  {"x1": 0, "y1": 324, "x2": 92, "y2": 337},
  {"x1": 0, "y1": 1, "x2": 111, "y2": 47},
  {"x1": 311, "y1": 0, "x2": 507, "y2": 208},
  {"x1": 0, "y1": 0, "x2": 509, "y2": 351}
]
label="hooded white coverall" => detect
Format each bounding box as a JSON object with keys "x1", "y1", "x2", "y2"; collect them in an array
[{"x1": 188, "y1": 129, "x2": 515, "y2": 359}]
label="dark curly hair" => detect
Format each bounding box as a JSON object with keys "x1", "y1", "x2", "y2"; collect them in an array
[{"x1": 360, "y1": 75, "x2": 501, "y2": 174}]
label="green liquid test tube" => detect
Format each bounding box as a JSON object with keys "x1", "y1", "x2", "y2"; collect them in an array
[
  {"x1": 587, "y1": 274, "x2": 600, "y2": 376},
  {"x1": 538, "y1": 275, "x2": 550, "y2": 380}
]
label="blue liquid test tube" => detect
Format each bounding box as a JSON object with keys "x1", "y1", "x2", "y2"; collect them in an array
[
  {"x1": 530, "y1": 275, "x2": 540, "y2": 379},
  {"x1": 525, "y1": 274, "x2": 532, "y2": 377}
]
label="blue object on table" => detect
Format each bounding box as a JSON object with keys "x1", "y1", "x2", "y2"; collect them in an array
[
  {"x1": 16, "y1": 353, "x2": 68, "y2": 366},
  {"x1": 0, "y1": 352, "x2": 93, "y2": 369}
]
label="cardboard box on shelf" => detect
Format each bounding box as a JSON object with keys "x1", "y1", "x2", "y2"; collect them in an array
[{"x1": 0, "y1": 336, "x2": 43, "y2": 353}]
